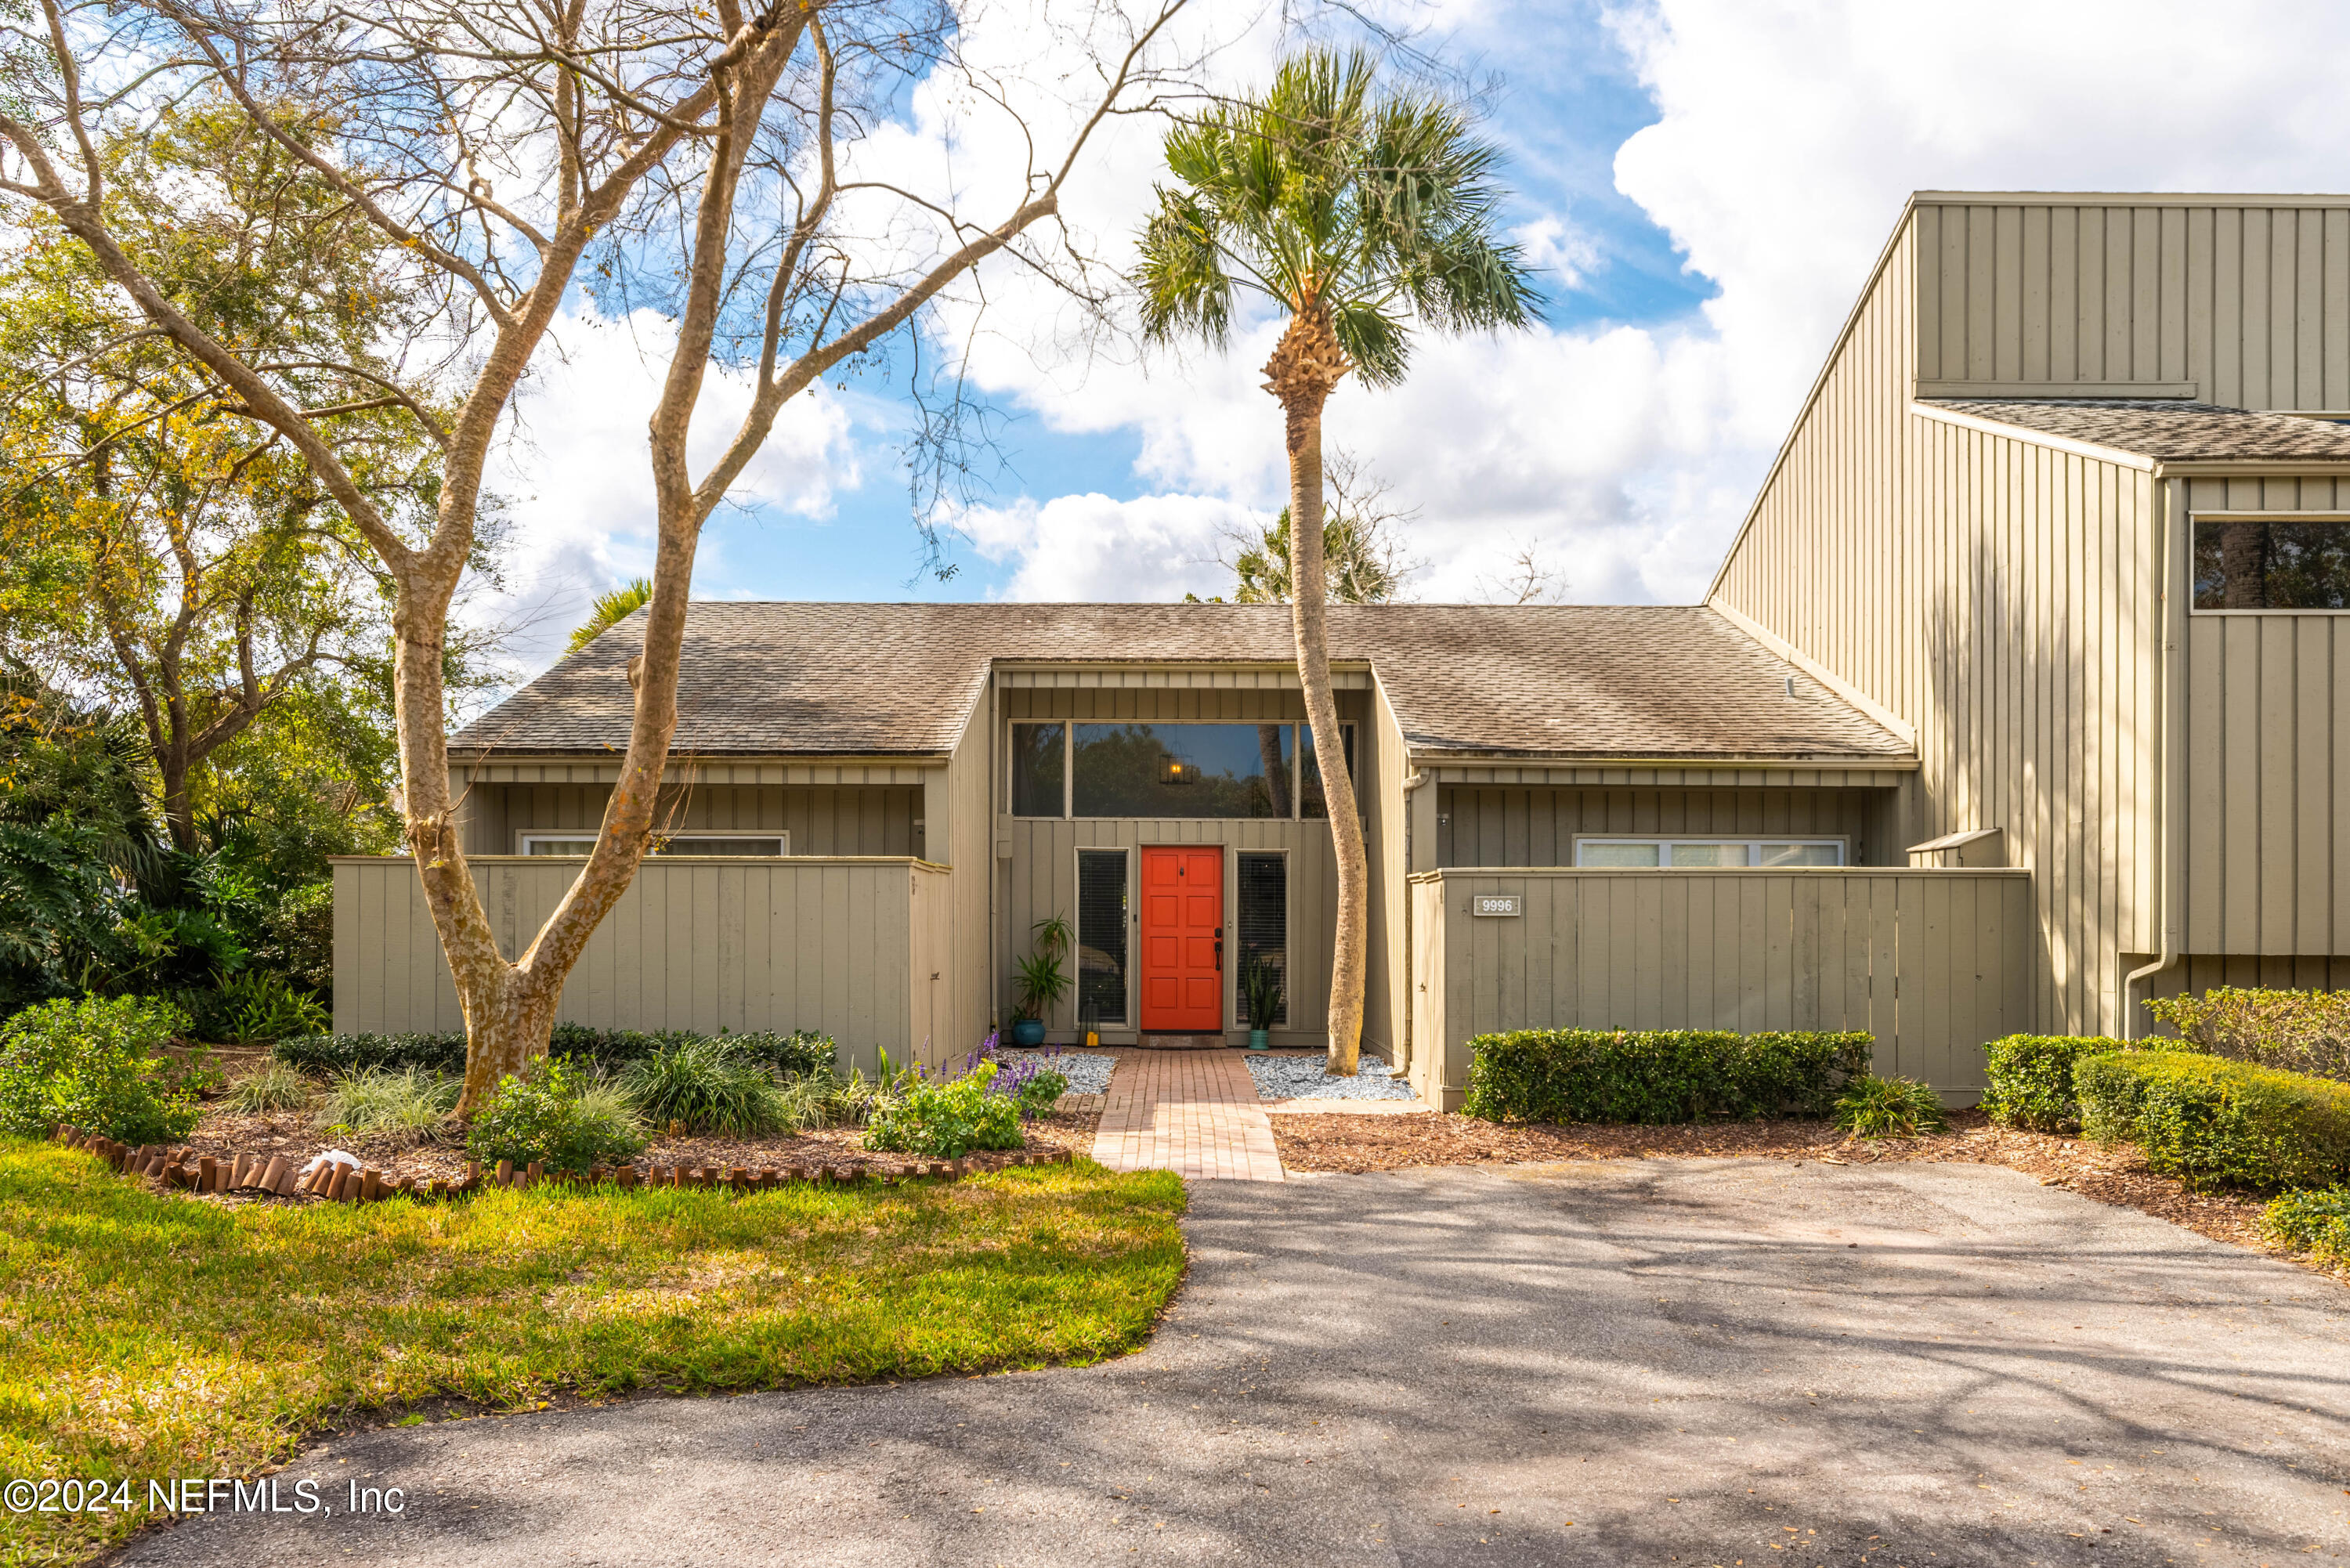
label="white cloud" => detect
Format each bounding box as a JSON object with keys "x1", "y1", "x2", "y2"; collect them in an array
[
  {"x1": 958, "y1": 491, "x2": 1257, "y2": 601},
  {"x1": 475, "y1": 305, "x2": 860, "y2": 668},
  {"x1": 1512, "y1": 216, "x2": 1600, "y2": 291},
  {"x1": 918, "y1": 0, "x2": 2350, "y2": 608}
]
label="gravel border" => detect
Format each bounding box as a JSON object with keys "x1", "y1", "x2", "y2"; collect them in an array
[
  {"x1": 1244, "y1": 1053, "x2": 1416, "y2": 1101},
  {"x1": 997, "y1": 1049, "x2": 1116, "y2": 1097}
]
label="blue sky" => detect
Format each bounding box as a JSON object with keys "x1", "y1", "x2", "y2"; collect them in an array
[
  {"x1": 681, "y1": 0, "x2": 1716, "y2": 607},
  {"x1": 486, "y1": 0, "x2": 2350, "y2": 674}
]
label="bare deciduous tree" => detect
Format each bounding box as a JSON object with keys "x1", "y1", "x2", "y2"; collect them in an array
[
  {"x1": 2, "y1": 0, "x2": 1192, "y2": 1109},
  {"x1": 1473, "y1": 534, "x2": 1571, "y2": 605}
]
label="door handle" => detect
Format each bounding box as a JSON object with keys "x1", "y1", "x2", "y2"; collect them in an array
[{"x1": 1213, "y1": 934, "x2": 1223, "y2": 972}]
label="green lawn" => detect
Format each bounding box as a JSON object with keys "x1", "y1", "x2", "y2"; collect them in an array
[{"x1": 0, "y1": 1140, "x2": 1186, "y2": 1564}]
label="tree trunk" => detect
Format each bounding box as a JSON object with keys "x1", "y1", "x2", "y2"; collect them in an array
[{"x1": 1264, "y1": 306, "x2": 1366, "y2": 1075}]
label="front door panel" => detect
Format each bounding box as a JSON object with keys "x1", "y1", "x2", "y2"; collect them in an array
[{"x1": 1139, "y1": 846, "x2": 1223, "y2": 1031}]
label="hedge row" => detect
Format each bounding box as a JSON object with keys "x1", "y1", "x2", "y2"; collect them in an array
[
  {"x1": 2141, "y1": 985, "x2": 2349, "y2": 1084},
  {"x1": 1979, "y1": 1034, "x2": 2124, "y2": 1131},
  {"x1": 273, "y1": 1025, "x2": 837, "y2": 1079},
  {"x1": 1462, "y1": 1029, "x2": 1874, "y2": 1125},
  {"x1": 2077, "y1": 1050, "x2": 2350, "y2": 1193}
]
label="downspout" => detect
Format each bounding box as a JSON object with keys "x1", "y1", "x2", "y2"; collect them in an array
[{"x1": 2121, "y1": 477, "x2": 2186, "y2": 1037}]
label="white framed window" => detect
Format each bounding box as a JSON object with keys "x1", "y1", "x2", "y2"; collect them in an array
[
  {"x1": 518, "y1": 831, "x2": 790, "y2": 857},
  {"x1": 1572, "y1": 836, "x2": 1846, "y2": 868}
]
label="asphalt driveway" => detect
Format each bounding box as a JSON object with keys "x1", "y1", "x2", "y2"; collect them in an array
[{"x1": 112, "y1": 1160, "x2": 2350, "y2": 1566}]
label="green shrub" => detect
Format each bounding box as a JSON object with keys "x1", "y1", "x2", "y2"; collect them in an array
[
  {"x1": 1461, "y1": 1029, "x2": 1874, "y2": 1125},
  {"x1": 862, "y1": 1062, "x2": 1024, "y2": 1158},
  {"x1": 774, "y1": 1068, "x2": 891, "y2": 1132},
  {"x1": 273, "y1": 1031, "x2": 466, "y2": 1076},
  {"x1": 225, "y1": 1058, "x2": 315, "y2": 1114},
  {"x1": 1835, "y1": 1075, "x2": 1950, "y2": 1138},
  {"x1": 465, "y1": 1059, "x2": 645, "y2": 1172},
  {"x1": 0, "y1": 995, "x2": 199, "y2": 1143},
  {"x1": 1014, "y1": 1069, "x2": 1070, "y2": 1119},
  {"x1": 2143, "y1": 986, "x2": 2350, "y2": 1084},
  {"x1": 221, "y1": 972, "x2": 328, "y2": 1043},
  {"x1": 619, "y1": 1035, "x2": 786, "y2": 1136},
  {"x1": 275, "y1": 1026, "x2": 837, "y2": 1081},
  {"x1": 1981, "y1": 1035, "x2": 2126, "y2": 1130},
  {"x1": 2076, "y1": 1050, "x2": 2350, "y2": 1192},
  {"x1": 316, "y1": 1067, "x2": 460, "y2": 1143},
  {"x1": 2263, "y1": 1186, "x2": 2350, "y2": 1267}
]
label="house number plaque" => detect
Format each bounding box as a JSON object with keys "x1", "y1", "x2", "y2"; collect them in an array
[{"x1": 1471, "y1": 894, "x2": 1521, "y2": 917}]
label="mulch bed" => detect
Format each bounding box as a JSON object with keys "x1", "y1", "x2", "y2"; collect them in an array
[
  {"x1": 173, "y1": 1102, "x2": 1104, "y2": 1201},
  {"x1": 1273, "y1": 1107, "x2": 2345, "y2": 1283}
]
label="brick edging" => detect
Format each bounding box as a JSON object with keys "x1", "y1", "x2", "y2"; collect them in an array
[{"x1": 47, "y1": 1125, "x2": 1073, "y2": 1202}]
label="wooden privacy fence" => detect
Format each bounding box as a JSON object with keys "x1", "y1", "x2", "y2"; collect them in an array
[
  {"x1": 332, "y1": 855, "x2": 956, "y2": 1071},
  {"x1": 1407, "y1": 867, "x2": 2034, "y2": 1108}
]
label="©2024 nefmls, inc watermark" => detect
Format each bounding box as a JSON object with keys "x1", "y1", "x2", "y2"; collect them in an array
[{"x1": 8, "y1": 1475, "x2": 406, "y2": 1519}]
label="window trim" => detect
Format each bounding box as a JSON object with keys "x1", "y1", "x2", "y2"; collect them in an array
[
  {"x1": 515, "y1": 830, "x2": 790, "y2": 857},
  {"x1": 2186, "y1": 510, "x2": 2350, "y2": 616},
  {"x1": 1569, "y1": 835, "x2": 1849, "y2": 869},
  {"x1": 1072, "y1": 844, "x2": 1131, "y2": 1029}
]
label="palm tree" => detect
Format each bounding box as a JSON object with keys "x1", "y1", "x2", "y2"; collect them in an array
[{"x1": 1133, "y1": 50, "x2": 1538, "y2": 1073}]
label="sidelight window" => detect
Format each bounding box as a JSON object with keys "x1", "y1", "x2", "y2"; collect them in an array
[{"x1": 1076, "y1": 848, "x2": 1129, "y2": 1027}]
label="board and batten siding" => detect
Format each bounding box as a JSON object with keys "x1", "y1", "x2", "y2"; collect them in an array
[
  {"x1": 1914, "y1": 197, "x2": 2350, "y2": 407},
  {"x1": 1712, "y1": 207, "x2": 2164, "y2": 1037},
  {"x1": 2175, "y1": 475, "x2": 2350, "y2": 956},
  {"x1": 1437, "y1": 786, "x2": 1889, "y2": 869},
  {"x1": 1408, "y1": 867, "x2": 2032, "y2": 1111},
  {"x1": 458, "y1": 781, "x2": 921, "y2": 858},
  {"x1": 332, "y1": 855, "x2": 952, "y2": 1071}
]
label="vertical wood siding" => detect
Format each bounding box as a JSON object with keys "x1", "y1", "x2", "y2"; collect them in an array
[
  {"x1": 1003, "y1": 818, "x2": 1336, "y2": 1045},
  {"x1": 938, "y1": 690, "x2": 993, "y2": 1057},
  {"x1": 2177, "y1": 475, "x2": 2350, "y2": 956},
  {"x1": 1405, "y1": 868, "x2": 2033, "y2": 1109},
  {"x1": 1914, "y1": 200, "x2": 2350, "y2": 407},
  {"x1": 332, "y1": 857, "x2": 931, "y2": 1071},
  {"x1": 1712, "y1": 213, "x2": 2163, "y2": 1035},
  {"x1": 462, "y1": 783, "x2": 920, "y2": 856},
  {"x1": 1437, "y1": 786, "x2": 1886, "y2": 868},
  {"x1": 1372, "y1": 680, "x2": 1413, "y2": 1069}
]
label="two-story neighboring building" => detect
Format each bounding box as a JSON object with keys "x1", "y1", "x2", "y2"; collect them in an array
[
  {"x1": 334, "y1": 190, "x2": 2350, "y2": 1107},
  {"x1": 1712, "y1": 191, "x2": 2350, "y2": 1039}
]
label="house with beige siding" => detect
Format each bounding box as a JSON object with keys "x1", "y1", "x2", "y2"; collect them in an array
[{"x1": 334, "y1": 190, "x2": 2350, "y2": 1107}]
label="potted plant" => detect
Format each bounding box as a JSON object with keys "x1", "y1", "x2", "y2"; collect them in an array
[
  {"x1": 1241, "y1": 956, "x2": 1282, "y2": 1050},
  {"x1": 1011, "y1": 914, "x2": 1072, "y2": 1047}
]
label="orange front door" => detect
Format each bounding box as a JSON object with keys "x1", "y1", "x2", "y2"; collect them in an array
[{"x1": 1139, "y1": 846, "x2": 1223, "y2": 1031}]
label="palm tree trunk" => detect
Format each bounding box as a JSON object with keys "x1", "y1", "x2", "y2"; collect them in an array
[{"x1": 1265, "y1": 307, "x2": 1365, "y2": 1075}]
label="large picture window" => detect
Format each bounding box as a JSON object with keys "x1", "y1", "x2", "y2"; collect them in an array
[
  {"x1": 2193, "y1": 515, "x2": 2350, "y2": 609},
  {"x1": 1072, "y1": 723, "x2": 1295, "y2": 818},
  {"x1": 1010, "y1": 723, "x2": 1065, "y2": 817},
  {"x1": 1298, "y1": 724, "x2": 1358, "y2": 819},
  {"x1": 1574, "y1": 838, "x2": 1844, "y2": 868},
  {"x1": 1236, "y1": 852, "x2": 1287, "y2": 1027},
  {"x1": 1076, "y1": 848, "x2": 1128, "y2": 1026}
]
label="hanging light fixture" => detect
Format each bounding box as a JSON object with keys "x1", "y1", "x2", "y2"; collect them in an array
[{"x1": 1161, "y1": 741, "x2": 1198, "y2": 786}]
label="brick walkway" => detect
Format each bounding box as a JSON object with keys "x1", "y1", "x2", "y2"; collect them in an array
[{"x1": 1090, "y1": 1049, "x2": 1285, "y2": 1182}]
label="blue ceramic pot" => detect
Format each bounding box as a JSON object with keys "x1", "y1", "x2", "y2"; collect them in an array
[
  {"x1": 1248, "y1": 1028, "x2": 1269, "y2": 1051},
  {"x1": 1011, "y1": 1018, "x2": 1047, "y2": 1047}
]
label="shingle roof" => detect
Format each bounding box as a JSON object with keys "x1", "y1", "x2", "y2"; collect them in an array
[
  {"x1": 455, "y1": 602, "x2": 1911, "y2": 764},
  {"x1": 1925, "y1": 398, "x2": 2350, "y2": 461}
]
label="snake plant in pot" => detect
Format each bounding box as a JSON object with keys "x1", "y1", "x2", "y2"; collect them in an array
[
  {"x1": 1242, "y1": 956, "x2": 1284, "y2": 1050},
  {"x1": 1012, "y1": 914, "x2": 1072, "y2": 1047}
]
